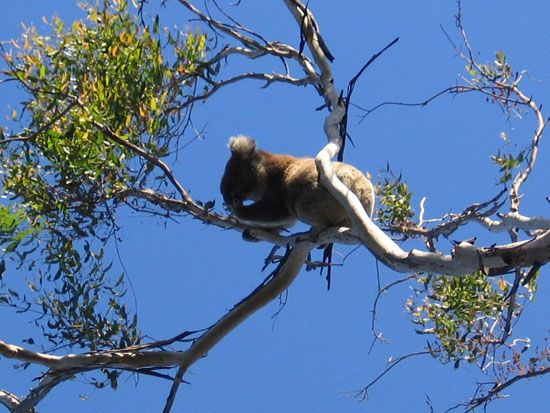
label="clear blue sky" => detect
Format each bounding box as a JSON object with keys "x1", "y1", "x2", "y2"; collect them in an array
[{"x1": 1, "y1": 1, "x2": 549, "y2": 412}]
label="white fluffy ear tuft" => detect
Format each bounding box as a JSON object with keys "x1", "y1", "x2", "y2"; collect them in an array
[{"x1": 228, "y1": 135, "x2": 257, "y2": 156}]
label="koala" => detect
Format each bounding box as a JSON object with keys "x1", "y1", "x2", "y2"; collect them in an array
[{"x1": 220, "y1": 135, "x2": 375, "y2": 231}]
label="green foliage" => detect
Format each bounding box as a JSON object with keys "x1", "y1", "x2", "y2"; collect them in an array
[
  {"x1": 0, "y1": 205, "x2": 39, "y2": 256},
  {"x1": 467, "y1": 50, "x2": 513, "y2": 83},
  {"x1": 376, "y1": 167, "x2": 414, "y2": 229},
  {"x1": 3, "y1": 0, "x2": 206, "y2": 203},
  {"x1": 406, "y1": 271, "x2": 531, "y2": 364},
  {"x1": 491, "y1": 149, "x2": 525, "y2": 184},
  {"x1": 464, "y1": 50, "x2": 531, "y2": 187},
  {"x1": 0, "y1": 0, "x2": 207, "y2": 352}
]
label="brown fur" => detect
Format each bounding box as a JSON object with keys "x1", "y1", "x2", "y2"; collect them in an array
[{"x1": 220, "y1": 135, "x2": 375, "y2": 229}]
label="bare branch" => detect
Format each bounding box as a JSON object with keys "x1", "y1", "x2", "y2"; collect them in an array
[
  {"x1": 119, "y1": 187, "x2": 307, "y2": 243},
  {"x1": 162, "y1": 240, "x2": 312, "y2": 412},
  {"x1": 386, "y1": 188, "x2": 508, "y2": 241},
  {"x1": 460, "y1": 364, "x2": 550, "y2": 412},
  {"x1": 0, "y1": 339, "x2": 185, "y2": 370},
  {"x1": 14, "y1": 374, "x2": 68, "y2": 413},
  {"x1": 369, "y1": 274, "x2": 417, "y2": 352},
  {"x1": 508, "y1": 89, "x2": 547, "y2": 211},
  {"x1": 356, "y1": 85, "x2": 471, "y2": 120},
  {"x1": 354, "y1": 349, "x2": 439, "y2": 400},
  {"x1": 178, "y1": 0, "x2": 267, "y2": 50},
  {"x1": 477, "y1": 211, "x2": 550, "y2": 233},
  {"x1": 282, "y1": 1, "x2": 550, "y2": 277},
  {"x1": 176, "y1": 71, "x2": 312, "y2": 109},
  {"x1": 177, "y1": 0, "x2": 319, "y2": 80},
  {"x1": 121, "y1": 179, "x2": 550, "y2": 276},
  {"x1": 452, "y1": 3, "x2": 547, "y2": 213}
]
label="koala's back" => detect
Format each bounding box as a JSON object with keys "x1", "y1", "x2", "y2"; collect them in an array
[{"x1": 282, "y1": 158, "x2": 374, "y2": 228}]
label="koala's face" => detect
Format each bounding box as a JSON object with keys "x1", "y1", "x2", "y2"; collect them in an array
[{"x1": 220, "y1": 156, "x2": 259, "y2": 207}]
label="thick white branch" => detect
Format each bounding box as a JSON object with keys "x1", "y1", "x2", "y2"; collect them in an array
[
  {"x1": 178, "y1": 0, "x2": 319, "y2": 81},
  {"x1": 477, "y1": 211, "x2": 550, "y2": 232},
  {"x1": 509, "y1": 86, "x2": 546, "y2": 211},
  {"x1": 0, "y1": 390, "x2": 19, "y2": 412},
  {"x1": 0, "y1": 238, "x2": 306, "y2": 402},
  {"x1": 181, "y1": 242, "x2": 310, "y2": 369},
  {"x1": 0, "y1": 339, "x2": 185, "y2": 370},
  {"x1": 1, "y1": 242, "x2": 315, "y2": 413},
  {"x1": 163, "y1": 240, "x2": 312, "y2": 412},
  {"x1": 283, "y1": 0, "x2": 550, "y2": 276}
]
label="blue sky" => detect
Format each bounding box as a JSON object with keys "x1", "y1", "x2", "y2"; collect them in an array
[{"x1": 1, "y1": 1, "x2": 549, "y2": 412}]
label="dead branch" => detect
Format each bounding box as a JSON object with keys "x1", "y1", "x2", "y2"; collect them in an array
[
  {"x1": 384, "y1": 188, "x2": 508, "y2": 241},
  {"x1": 120, "y1": 186, "x2": 550, "y2": 276}
]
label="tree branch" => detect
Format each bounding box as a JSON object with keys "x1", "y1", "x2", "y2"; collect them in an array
[
  {"x1": 284, "y1": 0, "x2": 550, "y2": 278},
  {"x1": 162, "y1": 240, "x2": 312, "y2": 412},
  {"x1": 462, "y1": 364, "x2": 550, "y2": 412},
  {"x1": 0, "y1": 240, "x2": 313, "y2": 413},
  {"x1": 0, "y1": 339, "x2": 186, "y2": 370},
  {"x1": 452, "y1": 3, "x2": 547, "y2": 213},
  {"x1": 355, "y1": 349, "x2": 438, "y2": 400},
  {"x1": 121, "y1": 187, "x2": 550, "y2": 276},
  {"x1": 477, "y1": 211, "x2": 550, "y2": 233},
  {"x1": 0, "y1": 390, "x2": 21, "y2": 413},
  {"x1": 177, "y1": 0, "x2": 319, "y2": 80},
  {"x1": 176, "y1": 71, "x2": 312, "y2": 110}
]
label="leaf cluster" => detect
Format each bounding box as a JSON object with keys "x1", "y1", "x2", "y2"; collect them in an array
[
  {"x1": 0, "y1": 0, "x2": 207, "y2": 352},
  {"x1": 376, "y1": 169, "x2": 415, "y2": 229},
  {"x1": 467, "y1": 50, "x2": 513, "y2": 84},
  {"x1": 406, "y1": 271, "x2": 532, "y2": 366},
  {"x1": 491, "y1": 149, "x2": 525, "y2": 184}
]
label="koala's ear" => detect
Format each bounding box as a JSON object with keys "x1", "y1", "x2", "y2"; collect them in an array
[{"x1": 228, "y1": 135, "x2": 258, "y2": 159}]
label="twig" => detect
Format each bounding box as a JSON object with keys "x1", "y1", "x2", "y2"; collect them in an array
[
  {"x1": 452, "y1": 1, "x2": 547, "y2": 213},
  {"x1": 355, "y1": 349, "x2": 437, "y2": 400},
  {"x1": 461, "y1": 365, "x2": 550, "y2": 412},
  {"x1": 176, "y1": 71, "x2": 312, "y2": 110},
  {"x1": 368, "y1": 274, "x2": 417, "y2": 353},
  {"x1": 356, "y1": 85, "x2": 471, "y2": 121}
]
